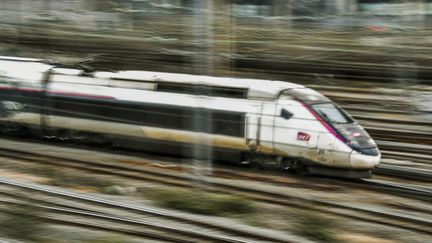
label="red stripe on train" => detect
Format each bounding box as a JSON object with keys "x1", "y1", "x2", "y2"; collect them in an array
[{"x1": 301, "y1": 102, "x2": 346, "y2": 144}]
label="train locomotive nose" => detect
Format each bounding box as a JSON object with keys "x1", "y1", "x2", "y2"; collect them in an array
[
  {"x1": 350, "y1": 150, "x2": 381, "y2": 169},
  {"x1": 335, "y1": 123, "x2": 381, "y2": 169},
  {"x1": 347, "y1": 134, "x2": 381, "y2": 169}
]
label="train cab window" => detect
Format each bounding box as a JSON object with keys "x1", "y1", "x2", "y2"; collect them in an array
[
  {"x1": 280, "y1": 108, "x2": 293, "y2": 120},
  {"x1": 312, "y1": 103, "x2": 353, "y2": 124}
]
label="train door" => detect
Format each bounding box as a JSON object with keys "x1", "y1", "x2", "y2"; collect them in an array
[
  {"x1": 245, "y1": 102, "x2": 263, "y2": 151},
  {"x1": 256, "y1": 102, "x2": 276, "y2": 154}
]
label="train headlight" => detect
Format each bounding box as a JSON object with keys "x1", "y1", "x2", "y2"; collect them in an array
[{"x1": 335, "y1": 124, "x2": 379, "y2": 156}]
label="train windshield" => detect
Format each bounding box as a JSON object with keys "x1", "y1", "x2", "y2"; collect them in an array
[{"x1": 311, "y1": 103, "x2": 354, "y2": 124}]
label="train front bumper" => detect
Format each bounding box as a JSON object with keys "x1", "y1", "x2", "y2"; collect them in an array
[{"x1": 350, "y1": 151, "x2": 381, "y2": 169}]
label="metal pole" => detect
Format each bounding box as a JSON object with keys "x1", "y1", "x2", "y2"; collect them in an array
[{"x1": 190, "y1": 0, "x2": 214, "y2": 186}]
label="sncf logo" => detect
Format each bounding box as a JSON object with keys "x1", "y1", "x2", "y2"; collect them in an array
[{"x1": 297, "y1": 132, "x2": 311, "y2": 141}]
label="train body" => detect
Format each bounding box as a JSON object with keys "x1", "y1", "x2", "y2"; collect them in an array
[{"x1": 0, "y1": 56, "x2": 380, "y2": 178}]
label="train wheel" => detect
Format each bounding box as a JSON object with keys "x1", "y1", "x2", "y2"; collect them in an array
[
  {"x1": 240, "y1": 152, "x2": 265, "y2": 170},
  {"x1": 58, "y1": 129, "x2": 72, "y2": 141},
  {"x1": 281, "y1": 159, "x2": 308, "y2": 175}
]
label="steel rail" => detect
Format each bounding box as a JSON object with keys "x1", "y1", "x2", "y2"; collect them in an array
[
  {"x1": 0, "y1": 200, "x2": 195, "y2": 243},
  {"x1": 381, "y1": 151, "x2": 432, "y2": 165},
  {"x1": 359, "y1": 178, "x2": 432, "y2": 201},
  {"x1": 361, "y1": 179, "x2": 432, "y2": 194},
  {"x1": 377, "y1": 140, "x2": 432, "y2": 156},
  {"x1": 373, "y1": 164, "x2": 432, "y2": 181},
  {"x1": 0, "y1": 145, "x2": 431, "y2": 235},
  {"x1": 1, "y1": 143, "x2": 431, "y2": 203},
  {"x1": 355, "y1": 115, "x2": 432, "y2": 127},
  {"x1": 365, "y1": 127, "x2": 432, "y2": 145},
  {"x1": 0, "y1": 177, "x2": 305, "y2": 243},
  {"x1": 1, "y1": 175, "x2": 432, "y2": 236},
  {"x1": 0, "y1": 198, "x2": 252, "y2": 243}
]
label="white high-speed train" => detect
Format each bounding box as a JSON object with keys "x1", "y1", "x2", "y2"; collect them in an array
[{"x1": 0, "y1": 56, "x2": 380, "y2": 178}]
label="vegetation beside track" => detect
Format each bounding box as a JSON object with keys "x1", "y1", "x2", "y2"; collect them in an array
[
  {"x1": 0, "y1": 205, "x2": 46, "y2": 242},
  {"x1": 148, "y1": 188, "x2": 256, "y2": 216},
  {"x1": 293, "y1": 210, "x2": 340, "y2": 243}
]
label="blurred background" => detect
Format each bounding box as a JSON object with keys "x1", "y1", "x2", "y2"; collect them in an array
[
  {"x1": 1, "y1": 0, "x2": 432, "y2": 117},
  {"x1": 0, "y1": 1, "x2": 432, "y2": 242}
]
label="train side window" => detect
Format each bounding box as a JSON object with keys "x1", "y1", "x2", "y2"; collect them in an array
[{"x1": 280, "y1": 109, "x2": 293, "y2": 120}]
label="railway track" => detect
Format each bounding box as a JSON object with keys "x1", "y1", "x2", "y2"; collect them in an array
[
  {"x1": 372, "y1": 140, "x2": 432, "y2": 181},
  {"x1": 381, "y1": 151, "x2": 432, "y2": 166},
  {"x1": 1, "y1": 136, "x2": 430, "y2": 191},
  {"x1": 0, "y1": 10, "x2": 430, "y2": 240},
  {"x1": 360, "y1": 178, "x2": 432, "y2": 200},
  {"x1": 0, "y1": 200, "x2": 230, "y2": 243},
  {"x1": 365, "y1": 127, "x2": 432, "y2": 145},
  {"x1": 0, "y1": 138, "x2": 431, "y2": 236},
  {"x1": 377, "y1": 140, "x2": 432, "y2": 156},
  {"x1": 373, "y1": 164, "x2": 432, "y2": 182},
  {"x1": 0, "y1": 179, "x2": 302, "y2": 243}
]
